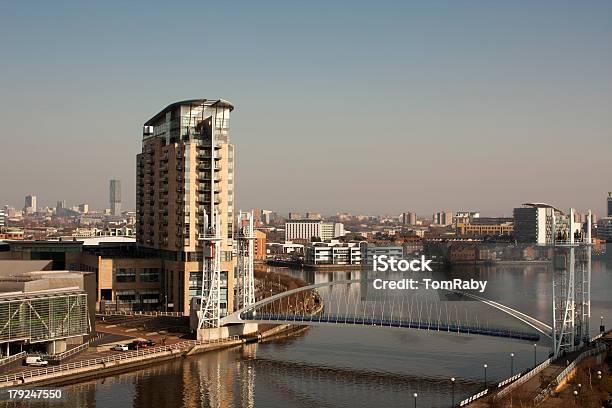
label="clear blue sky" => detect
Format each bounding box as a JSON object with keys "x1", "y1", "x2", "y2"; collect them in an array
[{"x1": 1, "y1": 1, "x2": 610, "y2": 216}]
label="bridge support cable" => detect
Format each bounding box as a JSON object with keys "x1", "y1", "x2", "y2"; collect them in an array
[{"x1": 222, "y1": 279, "x2": 547, "y2": 341}]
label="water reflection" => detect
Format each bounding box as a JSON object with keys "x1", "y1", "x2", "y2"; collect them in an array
[{"x1": 11, "y1": 260, "x2": 610, "y2": 408}]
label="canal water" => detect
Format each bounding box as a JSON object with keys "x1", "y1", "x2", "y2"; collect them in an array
[{"x1": 32, "y1": 258, "x2": 612, "y2": 408}]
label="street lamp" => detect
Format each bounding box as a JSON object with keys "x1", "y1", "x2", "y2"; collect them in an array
[
  {"x1": 573, "y1": 390, "x2": 578, "y2": 406},
  {"x1": 413, "y1": 392, "x2": 418, "y2": 408},
  {"x1": 510, "y1": 353, "x2": 515, "y2": 376},
  {"x1": 597, "y1": 370, "x2": 602, "y2": 380},
  {"x1": 450, "y1": 378, "x2": 455, "y2": 407},
  {"x1": 533, "y1": 344, "x2": 537, "y2": 368},
  {"x1": 483, "y1": 364, "x2": 488, "y2": 388}
]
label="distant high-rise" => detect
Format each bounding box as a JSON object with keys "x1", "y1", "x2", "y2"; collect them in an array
[
  {"x1": 78, "y1": 203, "x2": 89, "y2": 214},
  {"x1": 110, "y1": 179, "x2": 122, "y2": 215},
  {"x1": 56, "y1": 200, "x2": 66, "y2": 214},
  {"x1": 607, "y1": 192, "x2": 612, "y2": 217},
  {"x1": 0, "y1": 207, "x2": 5, "y2": 227},
  {"x1": 433, "y1": 211, "x2": 453, "y2": 226},
  {"x1": 402, "y1": 212, "x2": 417, "y2": 225},
  {"x1": 24, "y1": 195, "x2": 37, "y2": 214}
]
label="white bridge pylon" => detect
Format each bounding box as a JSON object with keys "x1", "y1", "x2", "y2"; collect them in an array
[
  {"x1": 220, "y1": 279, "x2": 552, "y2": 340},
  {"x1": 236, "y1": 211, "x2": 256, "y2": 311},
  {"x1": 197, "y1": 209, "x2": 222, "y2": 329}
]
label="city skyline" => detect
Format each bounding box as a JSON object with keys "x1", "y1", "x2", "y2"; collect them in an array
[{"x1": 1, "y1": 2, "x2": 611, "y2": 216}]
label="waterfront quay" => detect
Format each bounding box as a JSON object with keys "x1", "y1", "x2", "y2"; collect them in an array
[
  {"x1": 464, "y1": 331, "x2": 611, "y2": 407},
  {"x1": 0, "y1": 271, "x2": 317, "y2": 389}
]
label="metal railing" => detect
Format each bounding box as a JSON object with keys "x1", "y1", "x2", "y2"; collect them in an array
[
  {"x1": 0, "y1": 336, "x2": 241, "y2": 384},
  {"x1": 458, "y1": 389, "x2": 488, "y2": 406},
  {"x1": 97, "y1": 311, "x2": 184, "y2": 317},
  {"x1": 495, "y1": 357, "x2": 552, "y2": 399},
  {"x1": 37, "y1": 342, "x2": 90, "y2": 362},
  {"x1": 533, "y1": 342, "x2": 608, "y2": 405},
  {"x1": 0, "y1": 352, "x2": 26, "y2": 369}
]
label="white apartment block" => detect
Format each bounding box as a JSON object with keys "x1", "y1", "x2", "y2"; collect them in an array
[{"x1": 285, "y1": 220, "x2": 345, "y2": 242}]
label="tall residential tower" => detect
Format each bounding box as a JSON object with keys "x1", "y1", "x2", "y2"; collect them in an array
[{"x1": 136, "y1": 99, "x2": 236, "y2": 315}]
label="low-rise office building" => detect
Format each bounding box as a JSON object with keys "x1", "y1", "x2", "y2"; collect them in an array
[
  {"x1": 304, "y1": 241, "x2": 361, "y2": 266},
  {"x1": 456, "y1": 217, "x2": 514, "y2": 237},
  {"x1": 0, "y1": 260, "x2": 95, "y2": 356}
]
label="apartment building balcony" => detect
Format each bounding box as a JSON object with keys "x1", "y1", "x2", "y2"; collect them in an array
[{"x1": 197, "y1": 195, "x2": 220, "y2": 205}]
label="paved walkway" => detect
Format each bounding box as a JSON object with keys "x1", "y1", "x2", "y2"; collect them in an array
[{"x1": 467, "y1": 347, "x2": 593, "y2": 407}]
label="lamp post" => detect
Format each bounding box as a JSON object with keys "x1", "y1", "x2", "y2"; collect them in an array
[
  {"x1": 450, "y1": 378, "x2": 455, "y2": 407},
  {"x1": 597, "y1": 370, "x2": 602, "y2": 380},
  {"x1": 573, "y1": 390, "x2": 578, "y2": 406},
  {"x1": 510, "y1": 353, "x2": 515, "y2": 376},
  {"x1": 483, "y1": 364, "x2": 488, "y2": 389},
  {"x1": 533, "y1": 344, "x2": 537, "y2": 368},
  {"x1": 413, "y1": 392, "x2": 417, "y2": 408}
]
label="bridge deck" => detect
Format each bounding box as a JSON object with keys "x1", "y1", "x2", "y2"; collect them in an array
[{"x1": 243, "y1": 313, "x2": 541, "y2": 341}]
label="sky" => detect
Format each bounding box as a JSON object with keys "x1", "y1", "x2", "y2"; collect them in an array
[{"x1": 0, "y1": 1, "x2": 611, "y2": 217}]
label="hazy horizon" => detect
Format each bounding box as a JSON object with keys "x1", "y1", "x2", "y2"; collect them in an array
[{"x1": 1, "y1": 2, "x2": 611, "y2": 217}]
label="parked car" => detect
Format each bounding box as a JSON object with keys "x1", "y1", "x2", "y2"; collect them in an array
[
  {"x1": 145, "y1": 339, "x2": 156, "y2": 347},
  {"x1": 24, "y1": 356, "x2": 48, "y2": 367},
  {"x1": 128, "y1": 340, "x2": 148, "y2": 350},
  {"x1": 110, "y1": 344, "x2": 129, "y2": 351}
]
